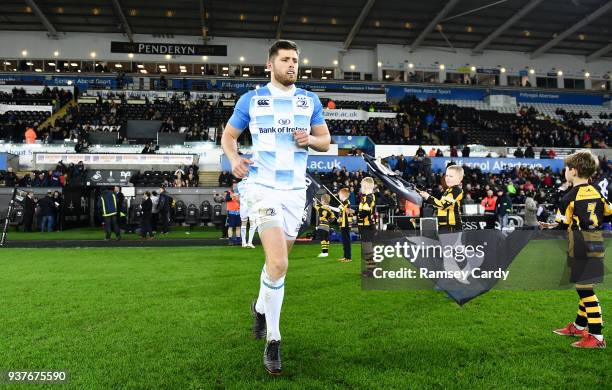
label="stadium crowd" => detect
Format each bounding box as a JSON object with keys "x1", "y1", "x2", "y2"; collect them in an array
[{"x1": 327, "y1": 96, "x2": 610, "y2": 149}]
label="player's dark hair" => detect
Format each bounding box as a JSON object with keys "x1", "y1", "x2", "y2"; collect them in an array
[
  {"x1": 268, "y1": 40, "x2": 300, "y2": 60},
  {"x1": 564, "y1": 151, "x2": 598, "y2": 178}
]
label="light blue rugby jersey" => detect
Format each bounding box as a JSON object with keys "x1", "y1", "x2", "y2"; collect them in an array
[{"x1": 228, "y1": 83, "x2": 325, "y2": 190}]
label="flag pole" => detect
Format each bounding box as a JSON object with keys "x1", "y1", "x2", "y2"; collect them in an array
[{"x1": 0, "y1": 187, "x2": 18, "y2": 247}]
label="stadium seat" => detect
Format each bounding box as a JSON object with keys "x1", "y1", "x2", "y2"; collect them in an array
[
  {"x1": 200, "y1": 200, "x2": 212, "y2": 224},
  {"x1": 174, "y1": 200, "x2": 186, "y2": 222}
]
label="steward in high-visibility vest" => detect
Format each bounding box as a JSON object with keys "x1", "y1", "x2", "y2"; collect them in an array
[
  {"x1": 100, "y1": 189, "x2": 121, "y2": 240},
  {"x1": 100, "y1": 190, "x2": 118, "y2": 216}
]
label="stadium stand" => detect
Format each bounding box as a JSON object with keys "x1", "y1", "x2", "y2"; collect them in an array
[{"x1": 0, "y1": 83, "x2": 609, "y2": 151}]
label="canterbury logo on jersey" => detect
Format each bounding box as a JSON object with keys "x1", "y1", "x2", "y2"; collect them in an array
[{"x1": 257, "y1": 99, "x2": 270, "y2": 106}]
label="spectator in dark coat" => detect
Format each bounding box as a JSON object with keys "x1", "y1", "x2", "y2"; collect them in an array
[
  {"x1": 114, "y1": 186, "x2": 126, "y2": 229},
  {"x1": 495, "y1": 189, "x2": 513, "y2": 229},
  {"x1": 140, "y1": 191, "x2": 153, "y2": 239},
  {"x1": 52, "y1": 191, "x2": 63, "y2": 231},
  {"x1": 157, "y1": 186, "x2": 171, "y2": 234},
  {"x1": 22, "y1": 191, "x2": 36, "y2": 232},
  {"x1": 513, "y1": 148, "x2": 524, "y2": 158},
  {"x1": 38, "y1": 191, "x2": 56, "y2": 232}
]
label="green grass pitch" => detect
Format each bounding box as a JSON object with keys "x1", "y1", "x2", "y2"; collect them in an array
[
  {"x1": 5, "y1": 226, "x2": 222, "y2": 240},
  {"x1": 0, "y1": 240, "x2": 610, "y2": 389}
]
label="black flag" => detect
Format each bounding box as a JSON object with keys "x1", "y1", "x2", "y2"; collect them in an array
[
  {"x1": 364, "y1": 228, "x2": 538, "y2": 305},
  {"x1": 298, "y1": 173, "x2": 322, "y2": 236},
  {"x1": 362, "y1": 154, "x2": 422, "y2": 206},
  {"x1": 408, "y1": 229, "x2": 538, "y2": 305}
]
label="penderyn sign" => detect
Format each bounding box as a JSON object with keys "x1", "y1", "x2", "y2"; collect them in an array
[{"x1": 110, "y1": 41, "x2": 227, "y2": 56}]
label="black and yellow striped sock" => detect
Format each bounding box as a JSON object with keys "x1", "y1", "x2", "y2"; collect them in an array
[
  {"x1": 578, "y1": 289, "x2": 603, "y2": 335},
  {"x1": 574, "y1": 298, "x2": 588, "y2": 328},
  {"x1": 321, "y1": 240, "x2": 329, "y2": 254}
]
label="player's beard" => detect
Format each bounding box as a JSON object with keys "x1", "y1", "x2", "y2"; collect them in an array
[{"x1": 272, "y1": 69, "x2": 296, "y2": 87}]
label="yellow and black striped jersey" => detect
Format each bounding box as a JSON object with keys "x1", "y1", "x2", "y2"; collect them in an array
[
  {"x1": 358, "y1": 194, "x2": 376, "y2": 227},
  {"x1": 338, "y1": 200, "x2": 352, "y2": 228},
  {"x1": 426, "y1": 185, "x2": 463, "y2": 227},
  {"x1": 555, "y1": 184, "x2": 612, "y2": 231},
  {"x1": 314, "y1": 204, "x2": 336, "y2": 228}
]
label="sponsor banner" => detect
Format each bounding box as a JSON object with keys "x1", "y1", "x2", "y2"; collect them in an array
[
  {"x1": 83, "y1": 88, "x2": 225, "y2": 102},
  {"x1": 86, "y1": 169, "x2": 138, "y2": 186},
  {"x1": 0, "y1": 74, "x2": 118, "y2": 91},
  {"x1": 297, "y1": 82, "x2": 385, "y2": 93},
  {"x1": 386, "y1": 85, "x2": 488, "y2": 101},
  {"x1": 317, "y1": 92, "x2": 387, "y2": 102},
  {"x1": 0, "y1": 144, "x2": 206, "y2": 169},
  {"x1": 430, "y1": 157, "x2": 564, "y2": 173},
  {"x1": 0, "y1": 104, "x2": 52, "y2": 114},
  {"x1": 492, "y1": 89, "x2": 607, "y2": 105},
  {"x1": 1, "y1": 73, "x2": 609, "y2": 104},
  {"x1": 84, "y1": 89, "x2": 201, "y2": 100},
  {"x1": 323, "y1": 109, "x2": 396, "y2": 121},
  {"x1": 211, "y1": 79, "x2": 265, "y2": 94},
  {"x1": 212, "y1": 80, "x2": 387, "y2": 95},
  {"x1": 387, "y1": 84, "x2": 608, "y2": 105},
  {"x1": 110, "y1": 41, "x2": 227, "y2": 56},
  {"x1": 307, "y1": 156, "x2": 367, "y2": 172},
  {"x1": 221, "y1": 155, "x2": 367, "y2": 173},
  {"x1": 35, "y1": 153, "x2": 195, "y2": 167},
  {"x1": 53, "y1": 76, "x2": 116, "y2": 90}
]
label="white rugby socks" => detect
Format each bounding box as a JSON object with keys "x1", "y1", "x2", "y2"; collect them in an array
[
  {"x1": 241, "y1": 225, "x2": 247, "y2": 245},
  {"x1": 248, "y1": 224, "x2": 257, "y2": 246},
  {"x1": 255, "y1": 265, "x2": 285, "y2": 341}
]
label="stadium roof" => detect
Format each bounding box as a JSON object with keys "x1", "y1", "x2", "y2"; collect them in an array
[{"x1": 1, "y1": 0, "x2": 612, "y2": 60}]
